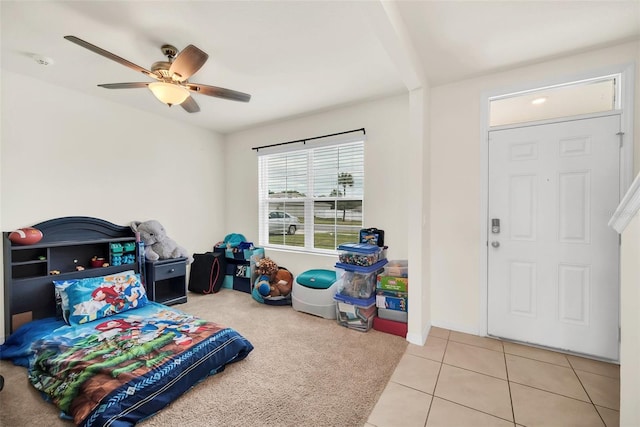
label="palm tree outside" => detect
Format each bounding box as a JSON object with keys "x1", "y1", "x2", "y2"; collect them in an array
[
  {"x1": 338, "y1": 172, "x2": 354, "y2": 196},
  {"x1": 337, "y1": 172, "x2": 354, "y2": 221}
]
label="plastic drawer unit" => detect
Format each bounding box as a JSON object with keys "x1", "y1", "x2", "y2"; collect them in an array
[
  {"x1": 334, "y1": 294, "x2": 377, "y2": 332},
  {"x1": 335, "y1": 259, "x2": 387, "y2": 299},
  {"x1": 337, "y1": 243, "x2": 387, "y2": 267}
]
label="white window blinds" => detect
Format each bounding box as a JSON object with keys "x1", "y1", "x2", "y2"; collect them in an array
[{"x1": 257, "y1": 136, "x2": 365, "y2": 252}]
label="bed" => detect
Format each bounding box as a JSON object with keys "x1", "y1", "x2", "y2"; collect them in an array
[{"x1": 1, "y1": 217, "x2": 253, "y2": 426}]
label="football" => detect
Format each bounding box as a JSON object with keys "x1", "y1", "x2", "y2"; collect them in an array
[{"x1": 8, "y1": 227, "x2": 43, "y2": 245}]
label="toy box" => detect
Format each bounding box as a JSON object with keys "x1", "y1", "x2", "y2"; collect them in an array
[
  {"x1": 377, "y1": 275, "x2": 409, "y2": 292},
  {"x1": 334, "y1": 294, "x2": 377, "y2": 332},
  {"x1": 292, "y1": 269, "x2": 338, "y2": 319},
  {"x1": 335, "y1": 259, "x2": 387, "y2": 299},
  {"x1": 359, "y1": 228, "x2": 385, "y2": 247},
  {"x1": 383, "y1": 260, "x2": 408, "y2": 278},
  {"x1": 376, "y1": 290, "x2": 408, "y2": 312},
  {"x1": 337, "y1": 243, "x2": 387, "y2": 267}
]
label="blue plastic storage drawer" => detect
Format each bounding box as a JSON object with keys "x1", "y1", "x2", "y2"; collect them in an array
[
  {"x1": 337, "y1": 243, "x2": 386, "y2": 267},
  {"x1": 335, "y1": 259, "x2": 387, "y2": 299},
  {"x1": 334, "y1": 294, "x2": 377, "y2": 332}
]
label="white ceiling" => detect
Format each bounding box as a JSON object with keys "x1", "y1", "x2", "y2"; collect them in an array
[
  {"x1": 1, "y1": 1, "x2": 638, "y2": 134},
  {"x1": 397, "y1": 0, "x2": 640, "y2": 85}
]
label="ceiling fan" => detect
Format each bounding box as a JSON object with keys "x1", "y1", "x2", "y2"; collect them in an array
[{"x1": 64, "y1": 35, "x2": 251, "y2": 113}]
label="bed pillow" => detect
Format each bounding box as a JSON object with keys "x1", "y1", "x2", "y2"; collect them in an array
[
  {"x1": 54, "y1": 270, "x2": 135, "y2": 324},
  {"x1": 60, "y1": 273, "x2": 148, "y2": 325}
]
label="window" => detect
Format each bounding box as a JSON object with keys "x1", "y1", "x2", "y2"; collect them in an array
[
  {"x1": 258, "y1": 137, "x2": 365, "y2": 253},
  {"x1": 490, "y1": 75, "x2": 619, "y2": 127}
]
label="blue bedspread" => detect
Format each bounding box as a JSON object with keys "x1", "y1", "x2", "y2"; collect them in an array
[
  {"x1": 1, "y1": 317, "x2": 66, "y2": 367},
  {"x1": 0, "y1": 302, "x2": 253, "y2": 426}
]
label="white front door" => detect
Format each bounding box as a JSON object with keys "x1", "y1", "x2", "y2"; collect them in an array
[{"x1": 487, "y1": 114, "x2": 621, "y2": 360}]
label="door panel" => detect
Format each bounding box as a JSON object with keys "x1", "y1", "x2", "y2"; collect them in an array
[
  {"x1": 509, "y1": 261, "x2": 536, "y2": 316},
  {"x1": 488, "y1": 115, "x2": 620, "y2": 360},
  {"x1": 509, "y1": 174, "x2": 537, "y2": 240}
]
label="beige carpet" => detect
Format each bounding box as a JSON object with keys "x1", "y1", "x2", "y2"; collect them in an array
[{"x1": 0, "y1": 289, "x2": 408, "y2": 426}]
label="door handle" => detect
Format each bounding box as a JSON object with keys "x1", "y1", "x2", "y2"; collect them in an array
[{"x1": 491, "y1": 241, "x2": 500, "y2": 248}]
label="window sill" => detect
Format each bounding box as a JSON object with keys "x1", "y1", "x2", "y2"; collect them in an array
[{"x1": 260, "y1": 245, "x2": 338, "y2": 258}]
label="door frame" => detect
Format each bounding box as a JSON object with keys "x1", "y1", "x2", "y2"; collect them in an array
[{"x1": 479, "y1": 63, "x2": 635, "y2": 356}]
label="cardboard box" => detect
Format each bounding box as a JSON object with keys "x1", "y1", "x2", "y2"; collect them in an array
[
  {"x1": 377, "y1": 275, "x2": 408, "y2": 292},
  {"x1": 383, "y1": 260, "x2": 408, "y2": 278},
  {"x1": 378, "y1": 307, "x2": 408, "y2": 323},
  {"x1": 376, "y1": 290, "x2": 408, "y2": 312}
]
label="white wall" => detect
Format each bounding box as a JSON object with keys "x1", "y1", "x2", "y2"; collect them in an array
[
  {"x1": 406, "y1": 88, "x2": 431, "y2": 344},
  {"x1": 0, "y1": 71, "x2": 227, "y2": 338},
  {"x1": 224, "y1": 94, "x2": 409, "y2": 275},
  {"x1": 620, "y1": 207, "x2": 640, "y2": 427},
  {"x1": 429, "y1": 41, "x2": 640, "y2": 334}
]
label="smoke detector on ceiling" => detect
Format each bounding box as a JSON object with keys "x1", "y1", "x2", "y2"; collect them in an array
[{"x1": 32, "y1": 54, "x2": 54, "y2": 66}]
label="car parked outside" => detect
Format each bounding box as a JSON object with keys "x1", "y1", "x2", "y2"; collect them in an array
[{"x1": 269, "y1": 211, "x2": 299, "y2": 235}]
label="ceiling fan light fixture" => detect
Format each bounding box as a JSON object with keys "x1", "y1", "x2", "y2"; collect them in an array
[
  {"x1": 148, "y1": 82, "x2": 189, "y2": 106},
  {"x1": 64, "y1": 36, "x2": 250, "y2": 112}
]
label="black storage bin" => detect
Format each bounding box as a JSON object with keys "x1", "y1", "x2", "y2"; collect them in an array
[{"x1": 188, "y1": 252, "x2": 226, "y2": 294}]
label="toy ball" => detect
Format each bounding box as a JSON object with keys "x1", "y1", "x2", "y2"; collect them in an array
[
  {"x1": 257, "y1": 280, "x2": 271, "y2": 296},
  {"x1": 8, "y1": 227, "x2": 43, "y2": 245}
]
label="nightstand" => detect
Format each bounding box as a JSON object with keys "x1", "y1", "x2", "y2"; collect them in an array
[{"x1": 144, "y1": 257, "x2": 187, "y2": 305}]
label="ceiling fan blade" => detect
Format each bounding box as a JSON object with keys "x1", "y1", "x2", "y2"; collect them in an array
[
  {"x1": 186, "y1": 83, "x2": 251, "y2": 103},
  {"x1": 98, "y1": 82, "x2": 150, "y2": 89},
  {"x1": 169, "y1": 45, "x2": 208, "y2": 82},
  {"x1": 64, "y1": 36, "x2": 159, "y2": 80},
  {"x1": 181, "y1": 96, "x2": 200, "y2": 113}
]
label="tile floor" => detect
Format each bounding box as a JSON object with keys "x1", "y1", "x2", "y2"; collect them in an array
[{"x1": 366, "y1": 327, "x2": 620, "y2": 427}]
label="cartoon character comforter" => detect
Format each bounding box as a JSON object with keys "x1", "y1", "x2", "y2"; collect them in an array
[{"x1": 1, "y1": 302, "x2": 253, "y2": 426}]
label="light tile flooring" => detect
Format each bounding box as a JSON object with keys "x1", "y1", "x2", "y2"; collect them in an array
[{"x1": 366, "y1": 327, "x2": 620, "y2": 427}]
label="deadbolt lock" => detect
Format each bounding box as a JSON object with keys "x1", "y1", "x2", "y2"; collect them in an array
[{"x1": 491, "y1": 218, "x2": 500, "y2": 234}]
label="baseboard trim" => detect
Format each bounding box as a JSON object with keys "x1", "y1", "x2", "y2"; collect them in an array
[
  {"x1": 406, "y1": 321, "x2": 431, "y2": 345},
  {"x1": 431, "y1": 320, "x2": 479, "y2": 336}
]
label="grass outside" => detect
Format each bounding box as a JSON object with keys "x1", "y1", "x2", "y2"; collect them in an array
[
  {"x1": 269, "y1": 216, "x2": 362, "y2": 249},
  {"x1": 313, "y1": 217, "x2": 361, "y2": 226},
  {"x1": 268, "y1": 231, "x2": 359, "y2": 250}
]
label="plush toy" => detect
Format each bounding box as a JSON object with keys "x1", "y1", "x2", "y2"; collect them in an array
[
  {"x1": 255, "y1": 257, "x2": 293, "y2": 297},
  {"x1": 256, "y1": 258, "x2": 278, "y2": 281},
  {"x1": 130, "y1": 220, "x2": 192, "y2": 263},
  {"x1": 272, "y1": 268, "x2": 294, "y2": 297},
  {"x1": 256, "y1": 275, "x2": 272, "y2": 297}
]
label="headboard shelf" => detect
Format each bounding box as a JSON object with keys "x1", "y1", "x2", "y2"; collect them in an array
[
  {"x1": 10, "y1": 236, "x2": 137, "y2": 250},
  {"x1": 11, "y1": 264, "x2": 137, "y2": 282},
  {"x1": 31, "y1": 216, "x2": 134, "y2": 243},
  {"x1": 3, "y1": 216, "x2": 142, "y2": 337}
]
